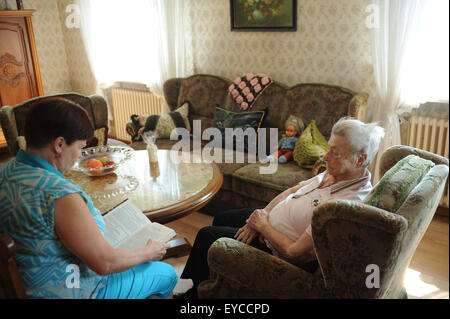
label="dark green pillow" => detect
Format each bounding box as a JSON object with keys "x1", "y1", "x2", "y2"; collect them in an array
[{"x1": 212, "y1": 105, "x2": 265, "y2": 153}]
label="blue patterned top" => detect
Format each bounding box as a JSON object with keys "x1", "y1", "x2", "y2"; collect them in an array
[{"x1": 0, "y1": 150, "x2": 106, "y2": 298}]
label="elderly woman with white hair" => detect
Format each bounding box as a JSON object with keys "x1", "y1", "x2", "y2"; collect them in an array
[{"x1": 177, "y1": 117, "x2": 386, "y2": 299}]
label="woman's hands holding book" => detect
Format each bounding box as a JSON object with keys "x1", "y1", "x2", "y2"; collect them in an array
[{"x1": 146, "y1": 239, "x2": 171, "y2": 261}]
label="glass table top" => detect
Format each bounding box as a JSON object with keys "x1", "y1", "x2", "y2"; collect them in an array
[{"x1": 65, "y1": 149, "x2": 216, "y2": 216}]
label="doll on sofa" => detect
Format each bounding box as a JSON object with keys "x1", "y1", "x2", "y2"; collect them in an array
[{"x1": 267, "y1": 115, "x2": 304, "y2": 163}]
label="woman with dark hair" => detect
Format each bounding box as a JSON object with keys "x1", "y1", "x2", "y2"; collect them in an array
[{"x1": 0, "y1": 97, "x2": 177, "y2": 299}]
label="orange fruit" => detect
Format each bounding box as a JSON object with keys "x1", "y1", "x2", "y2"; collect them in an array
[{"x1": 86, "y1": 159, "x2": 104, "y2": 175}]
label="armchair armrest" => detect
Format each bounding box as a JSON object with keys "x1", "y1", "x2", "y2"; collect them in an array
[
  {"x1": 312, "y1": 199, "x2": 408, "y2": 235},
  {"x1": 198, "y1": 237, "x2": 331, "y2": 299},
  {"x1": 311, "y1": 199, "x2": 408, "y2": 298}
]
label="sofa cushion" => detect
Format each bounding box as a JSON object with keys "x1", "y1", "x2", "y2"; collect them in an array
[
  {"x1": 232, "y1": 162, "x2": 312, "y2": 202},
  {"x1": 293, "y1": 120, "x2": 328, "y2": 168},
  {"x1": 228, "y1": 73, "x2": 273, "y2": 110},
  {"x1": 225, "y1": 81, "x2": 287, "y2": 129},
  {"x1": 364, "y1": 154, "x2": 435, "y2": 213},
  {"x1": 227, "y1": 83, "x2": 287, "y2": 156},
  {"x1": 190, "y1": 115, "x2": 214, "y2": 140},
  {"x1": 212, "y1": 105, "x2": 266, "y2": 153}
]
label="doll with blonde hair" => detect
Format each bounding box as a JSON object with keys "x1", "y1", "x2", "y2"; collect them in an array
[{"x1": 268, "y1": 115, "x2": 304, "y2": 163}]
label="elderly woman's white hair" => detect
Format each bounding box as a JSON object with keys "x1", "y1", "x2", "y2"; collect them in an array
[{"x1": 331, "y1": 117, "x2": 386, "y2": 167}]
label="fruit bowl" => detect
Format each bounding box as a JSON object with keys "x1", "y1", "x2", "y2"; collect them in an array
[{"x1": 73, "y1": 145, "x2": 134, "y2": 176}]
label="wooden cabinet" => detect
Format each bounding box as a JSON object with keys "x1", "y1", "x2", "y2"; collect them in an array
[{"x1": 0, "y1": 10, "x2": 43, "y2": 148}]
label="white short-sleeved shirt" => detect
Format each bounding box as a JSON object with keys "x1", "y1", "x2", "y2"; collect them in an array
[{"x1": 267, "y1": 170, "x2": 372, "y2": 254}]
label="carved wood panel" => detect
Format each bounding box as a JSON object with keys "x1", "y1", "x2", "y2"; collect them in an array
[
  {"x1": 0, "y1": 10, "x2": 43, "y2": 148},
  {"x1": 0, "y1": 17, "x2": 38, "y2": 106}
]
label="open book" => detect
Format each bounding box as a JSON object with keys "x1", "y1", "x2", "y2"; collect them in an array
[{"x1": 103, "y1": 199, "x2": 176, "y2": 250}]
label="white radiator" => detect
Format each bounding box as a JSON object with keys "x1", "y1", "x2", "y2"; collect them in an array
[
  {"x1": 109, "y1": 86, "x2": 163, "y2": 142},
  {"x1": 406, "y1": 116, "x2": 449, "y2": 208}
]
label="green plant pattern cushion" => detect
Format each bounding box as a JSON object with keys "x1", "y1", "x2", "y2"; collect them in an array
[
  {"x1": 293, "y1": 120, "x2": 328, "y2": 168},
  {"x1": 364, "y1": 154, "x2": 434, "y2": 213}
]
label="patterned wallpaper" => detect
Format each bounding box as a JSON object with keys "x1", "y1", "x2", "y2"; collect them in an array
[
  {"x1": 22, "y1": 0, "x2": 72, "y2": 94},
  {"x1": 57, "y1": 0, "x2": 97, "y2": 95},
  {"x1": 21, "y1": 0, "x2": 97, "y2": 95},
  {"x1": 19, "y1": 0, "x2": 375, "y2": 111},
  {"x1": 188, "y1": 0, "x2": 375, "y2": 109}
]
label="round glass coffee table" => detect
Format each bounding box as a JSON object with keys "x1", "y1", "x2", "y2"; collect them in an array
[{"x1": 65, "y1": 149, "x2": 223, "y2": 224}]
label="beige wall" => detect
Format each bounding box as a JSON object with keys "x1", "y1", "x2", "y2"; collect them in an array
[{"x1": 21, "y1": 0, "x2": 375, "y2": 107}]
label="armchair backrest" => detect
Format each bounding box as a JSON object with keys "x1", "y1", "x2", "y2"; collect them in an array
[
  {"x1": 311, "y1": 145, "x2": 448, "y2": 298},
  {"x1": 373, "y1": 146, "x2": 448, "y2": 298},
  {"x1": 0, "y1": 93, "x2": 108, "y2": 156}
]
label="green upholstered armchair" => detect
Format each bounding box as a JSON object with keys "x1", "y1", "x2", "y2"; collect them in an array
[
  {"x1": 198, "y1": 145, "x2": 449, "y2": 299},
  {"x1": 0, "y1": 93, "x2": 126, "y2": 156}
]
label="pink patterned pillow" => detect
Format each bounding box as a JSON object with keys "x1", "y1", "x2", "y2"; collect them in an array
[{"x1": 228, "y1": 73, "x2": 272, "y2": 110}]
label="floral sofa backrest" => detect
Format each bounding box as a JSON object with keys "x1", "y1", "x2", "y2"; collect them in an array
[
  {"x1": 280, "y1": 84, "x2": 362, "y2": 140},
  {"x1": 163, "y1": 74, "x2": 368, "y2": 140},
  {"x1": 164, "y1": 74, "x2": 230, "y2": 120}
]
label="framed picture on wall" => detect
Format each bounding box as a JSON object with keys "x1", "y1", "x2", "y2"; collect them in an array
[{"x1": 230, "y1": 0, "x2": 297, "y2": 31}]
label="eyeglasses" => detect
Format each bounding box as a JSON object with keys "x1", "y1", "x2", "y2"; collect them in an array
[{"x1": 326, "y1": 149, "x2": 345, "y2": 159}]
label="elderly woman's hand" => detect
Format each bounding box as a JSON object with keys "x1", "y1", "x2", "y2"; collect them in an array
[
  {"x1": 246, "y1": 209, "x2": 270, "y2": 233},
  {"x1": 234, "y1": 224, "x2": 258, "y2": 244}
]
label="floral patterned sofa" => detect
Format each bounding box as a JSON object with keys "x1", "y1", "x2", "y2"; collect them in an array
[
  {"x1": 126, "y1": 74, "x2": 369, "y2": 210},
  {"x1": 197, "y1": 145, "x2": 449, "y2": 298}
]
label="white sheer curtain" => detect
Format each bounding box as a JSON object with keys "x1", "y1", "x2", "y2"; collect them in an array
[
  {"x1": 369, "y1": 0, "x2": 426, "y2": 183},
  {"x1": 76, "y1": 0, "x2": 192, "y2": 96}
]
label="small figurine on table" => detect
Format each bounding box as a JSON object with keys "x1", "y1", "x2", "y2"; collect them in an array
[{"x1": 267, "y1": 115, "x2": 304, "y2": 164}]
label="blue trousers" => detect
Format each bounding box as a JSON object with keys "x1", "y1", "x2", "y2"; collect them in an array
[{"x1": 95, "y1": 261, "x2": 177, "y2": 299}]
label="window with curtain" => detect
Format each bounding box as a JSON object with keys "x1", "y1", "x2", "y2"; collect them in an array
[
  {"x1": 400, "y1": 0, "x2": 449, "y2": 108},
  {"x1": 77, "y1": 0, "x2": 192, "y2": 95},
  {"x1": 368, "y1": 0, "x2": 448, "y2": 183}
]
